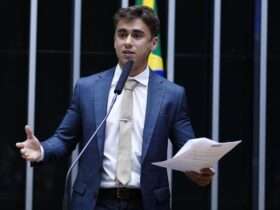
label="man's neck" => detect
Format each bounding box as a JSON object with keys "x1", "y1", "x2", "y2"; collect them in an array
[
  {"x1": 119, "y1": 60, "x2": 148, "y2": 76},
  {"x1": 129, "y1": 63, "x2": 148, "y2": 77}
]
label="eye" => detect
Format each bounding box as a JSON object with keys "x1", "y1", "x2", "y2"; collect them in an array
[
  {"x1": 132, "y1": 31, "x2": 144, "y2": 39},
  {"x1": 117, "y1": 30, "x2": 128, "y2": 39}
]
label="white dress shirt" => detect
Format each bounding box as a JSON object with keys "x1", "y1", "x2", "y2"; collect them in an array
[{"x1": 100, "y1": 64, "x2": 149, "y2": 188}]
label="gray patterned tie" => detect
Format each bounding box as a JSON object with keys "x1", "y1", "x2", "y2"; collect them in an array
[{"x1": 116, "y1": 79, "x2": 138, "y2": 185}]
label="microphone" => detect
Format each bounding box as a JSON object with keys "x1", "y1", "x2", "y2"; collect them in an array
[
  {"x1": 62, "y1": 60, "x2": 134, "y2": 210},
  {"x1": 114, "y1": 60, "x2": 134, "y2": 95}
]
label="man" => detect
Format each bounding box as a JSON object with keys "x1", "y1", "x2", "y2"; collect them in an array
[{"x1": 16, "y1": 6, "x2": 214, "y2": 210}]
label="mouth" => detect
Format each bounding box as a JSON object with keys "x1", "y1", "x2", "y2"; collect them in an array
[
  {"x1": 122, "y1": 50, "x2": 135, "y2": 56},
  {"x1": 121, "y1": 51, "x2": 135, "y2": 61}
]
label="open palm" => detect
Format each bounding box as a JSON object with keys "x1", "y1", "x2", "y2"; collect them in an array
[{"x1": 16, "y1": 125, "x2": 42, "y2": 161}]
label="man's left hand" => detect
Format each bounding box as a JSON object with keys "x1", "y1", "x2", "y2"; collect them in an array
[{"x1": 185, "y1": 168, "x2": 215, "y2": 187}]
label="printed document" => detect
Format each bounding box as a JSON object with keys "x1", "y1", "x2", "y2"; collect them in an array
[{"x1": 152, "y1": 137, "x2": 241, "y2": 172}]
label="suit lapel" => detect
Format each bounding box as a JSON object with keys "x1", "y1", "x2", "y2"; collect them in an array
[
  {"x1": 141, "y1": 72, "x2": 164, "y2": 163},
  {"x1": 93, "y1": 69, "x2": 114, "y2": 156}
]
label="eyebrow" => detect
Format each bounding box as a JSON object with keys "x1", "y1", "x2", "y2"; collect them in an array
[{"x1": 117, "y1": 28, "x2": 145, "y2": 35}]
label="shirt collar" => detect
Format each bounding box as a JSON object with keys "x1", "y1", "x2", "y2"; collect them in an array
[{"x1": 112, "y1": 64, "x2": 149, "y2": 87}]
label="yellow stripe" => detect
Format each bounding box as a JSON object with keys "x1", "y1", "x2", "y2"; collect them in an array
[
  {"x1": 148, "y1": 53, "x2": 163, "y2": 70},
  {"x1": 143, "y1": 0, "x2": 155, "y2": 9}
]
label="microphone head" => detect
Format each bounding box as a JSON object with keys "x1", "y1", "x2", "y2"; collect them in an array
[
  {"x1": 114, "y1": 60, "x2": 134, "y2": 95},
  {"x1": 123, "y1": 60, "x2": 134, "y2": 72}
]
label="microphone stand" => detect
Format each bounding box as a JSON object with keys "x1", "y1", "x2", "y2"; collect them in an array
[
  {"x1": 62, "y1": 94, "x2": 118, "y2": 210},
  {"x1": 62, "y1": 60, "x2": 134, "y2": 210}
]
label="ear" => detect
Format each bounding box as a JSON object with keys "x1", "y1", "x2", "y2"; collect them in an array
[{"x1": 151, "y1": 36, "x2": 158, "y2": 51}]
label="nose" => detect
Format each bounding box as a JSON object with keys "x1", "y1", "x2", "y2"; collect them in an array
[{"x1": 124, "y1": 34, "x2": 132, "y2": 47}]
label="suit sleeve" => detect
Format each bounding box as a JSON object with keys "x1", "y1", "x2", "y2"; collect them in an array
[
  {"x1": 170, "y1": 87, "x2": 195, "y2": 151},
  {"x1": 41, "y1": 80, "x2": 82, "y2": 161}
]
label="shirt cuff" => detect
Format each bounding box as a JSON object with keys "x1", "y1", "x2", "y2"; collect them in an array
[{"x1": 37, "y1": 145, "x2": 45, "y2": 162}]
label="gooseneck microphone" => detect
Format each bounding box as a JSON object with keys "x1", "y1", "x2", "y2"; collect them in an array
[
  {"x1": 114, "y1": 60, "x2": 134, "y2": 95},
  {"x1": 62, "y1": 60, "x2": 134, "y2": 210}
]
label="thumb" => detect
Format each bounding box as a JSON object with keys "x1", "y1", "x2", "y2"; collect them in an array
[
  {"x1": 25, "y1": 125, "x2": 34, "y2": 139},
  {"x1": 16, "y1": 142, "x2": 24, "y2": 148}
]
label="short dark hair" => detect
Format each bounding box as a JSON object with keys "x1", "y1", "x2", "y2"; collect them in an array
[{"x1": 114, "y1": 5, "x2": 160, "y2": 37}]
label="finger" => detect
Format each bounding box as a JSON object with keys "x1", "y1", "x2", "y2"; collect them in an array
[
  {"x1": 200, "y1": 168, "x2": 215, "y2": 176},
  {"x1": 185, "y1": 171, "x2": 200, "y2": 181},
  {"x1": 198, "y1": 180, "x2": 211, "y2": 187},
  {"x1": 197, "y1": 175, "x2": 212, "y2": 182},
  {"x1": 196, "y1": 175, "x2": 211, "y2": 184},
  {"x1": 16, "y1": 142, "x2": 25, "y2": 148},
  {"x1": 186, "y1": 170, "x2": 212, "y2": 186},
  {"x1": 186, "y1": 172, "x2": 201, "y2": 183},
  {"x1": 22, "y1": 153, "x2": 36, "y2": 161},
  {"x1": 209, "y1": 168, "x2": 215, "y2": 173},
  {"x1": 186, "y1": 171, "x2": 200, "y2": 176},
  {"x1": 20, "y1": 148, "x2": 27, "y2": 156},
  {"x1": 191, "y1": 172, "x2": 212, "y2": 182},
  {"x1": 25, "y1": 125, "x2": 34, "y2": 139},
  {"x1": 21, "y1": 154, "x2": 30, "y2": 160}
]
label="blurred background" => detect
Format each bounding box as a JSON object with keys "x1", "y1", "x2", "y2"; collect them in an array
[{"x1": 0, "y1": 0, "x2": 279, "y2": 210}]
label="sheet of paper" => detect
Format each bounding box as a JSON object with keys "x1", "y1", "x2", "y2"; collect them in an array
[{"x1": 152, "y1": 137, "x2": 241, "y2": 172}]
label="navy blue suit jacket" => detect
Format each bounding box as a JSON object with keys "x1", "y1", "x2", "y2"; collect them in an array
[{"x1": 41, "y1": 68, "x2": 194, "y2": 210}]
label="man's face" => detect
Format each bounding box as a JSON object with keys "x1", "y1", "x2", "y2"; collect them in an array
[{"x1": 114, "y1": 18, "x2": 158, "y2": 73}]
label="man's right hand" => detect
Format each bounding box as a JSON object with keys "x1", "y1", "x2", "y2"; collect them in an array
[{"x1": 16, "y1": 125, "x2": 42, "y2": 162}]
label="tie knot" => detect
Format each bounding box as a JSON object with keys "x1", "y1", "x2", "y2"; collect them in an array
[{"x1": 124, "y1": 79, "x2": 138, "y2": 91}]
